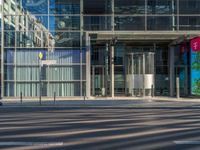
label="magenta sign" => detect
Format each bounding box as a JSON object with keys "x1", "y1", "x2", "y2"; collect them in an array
[{"x1": 191, "y1": 37, "x2": 200, "y2": 52}]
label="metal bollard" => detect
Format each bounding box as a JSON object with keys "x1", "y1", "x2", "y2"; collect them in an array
[
  {"x1": 20, "y1": 92, "x2": 23, "y2": 104},
  {"x1": 151, "y1": 85, "x2": 154, "y2": 97},
  {"x1": 176, "y1": 77, "x2": 180, "y2": 99},
  {"x1": 54, "y1": 92, "x2": 56, "y2": 105},
  {"x1": 39, "y1": 94, "x2": 42, "y2": 105}
]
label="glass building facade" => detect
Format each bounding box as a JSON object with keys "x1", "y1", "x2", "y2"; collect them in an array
[{"x1": 1, "y1": 0, "x2": 200, "y2": 98}]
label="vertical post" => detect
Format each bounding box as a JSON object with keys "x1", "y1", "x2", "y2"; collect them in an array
[
  {"x1": 177, "y1": 0, "x2": 179, "y2": 31},
  {"x1": 80, "y1": 0, "x2": 83, "y2": 97},
  {"x1": 172, "y1": 0, "x2": 175, "y2": 31},
  {"x1": 86, "y1": 33, "x2": 91, "y2": 98},
  {"x1": 144, "y1": 0, "x2": 147, "y2": 31},
  {"x1": 176, "y1": 77, "x2": 180, "y2": 99},
  {"x1": 102, "y1": 67, "x2": 105, "y2": 96},
  {"x1": 151, "y1": 85, "x2": 154, "y2": 97},
  {"x1": 39, "y1": 60, "x2": 42, "y2": 105},
  {"x1": 105, "y1": 43, "x2": 109, "y2": 96},
  {"x1": 169, "y1": 46, "x2": 175, "y2": 97},
  {"x1": 110, "y1": 46, "x2": 114, "y2": 98},
  {"x1": 20, "y1": 92, "x2": 22, "y2": 104},
  {"x1": 111, "y1": 0, "x2": 114, "y2": 32},
  {"x1": 84, "y1": 89, "x2": 86, "y2": 101},
  {"x1": 1, "y1": 1, "x2": 4, "y2": 99},
  {"x1": 143, "y1": 53, "x2": 145, "y2": 97},
  {"x1": 54, "y1": 91, "x2": 56, "y2": 105},
  {"x1": 92, "y1": 66, "x2": 95, "y2": 96}
]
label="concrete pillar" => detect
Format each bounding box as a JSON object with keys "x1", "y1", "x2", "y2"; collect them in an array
[
  {"x1": 86, "y1": 34, "x2": 91, "y2": 98},
  {"x1": 110, "y1": 46, "x2": 114, "y2": 98},
  {"x1": 105, "y1": 43, "x2": 109, "y2": 96},
  {"x1": 169, "y1": 46, "x2": 175, "y2": 97},
  {"x1": 176, "y1": 77, "x2": 180, "y2": 99},
  {"x1": 92, "y1": 66, "x2": 95, "y2": 96},
  {"x1": 143, "y1": 53, "x2": 145, "y2": 97}
]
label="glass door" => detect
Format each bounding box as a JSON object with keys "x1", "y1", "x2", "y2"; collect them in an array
[
  {"x1": 92, "y1": 66, "x2": 106, "y2": 96},
  {"x1": 126, "y1": 53, "x2": 144, "y2": 96},
  {"x1": 126, "y1": 52, "x2": 155, "y2": 97}
]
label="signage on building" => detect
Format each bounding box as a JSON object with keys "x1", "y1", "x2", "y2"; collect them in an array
[
  {"x1": 41, "y1": 60, "x2": 57, "y2": 66},
  {"x1": 38, "y1": 52, "x2": 43, "y2": 60},
  {"x1": 190, "y1": 37, "x2": 200, "y2": 96},
  {"x1": 191, "y1": 37, "x2": 200, "y2": 52}
]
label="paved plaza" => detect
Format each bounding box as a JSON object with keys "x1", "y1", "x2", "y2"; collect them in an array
[{"x1": 1, "y1": 101, "x2": 200, "y2": 149}]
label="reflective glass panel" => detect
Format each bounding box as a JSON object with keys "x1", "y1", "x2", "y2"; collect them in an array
[
  {"x1": 147, "y1": 16, "x2": 175, "y2": 30},
  {"x1": 115, "y1": 16, "x2": 145, "y2": 30},
  {"x1": 4, "y1": 15, "x2": 16, "y2": 30},
  {"x1": 49, "y1": 16, "x2": 80, "y2": 31},
  {"x1": 51, "y1": 32, "x2": 80, "y2": 47},
  {"x1": 83, "y1": 0, "x2": 112, "y2": 14},
  {"x1": 3, "y1": 0, "x2": 16, "y2": 15},
  {"x1": 49, "y1": 0, "x2": 80, "y2": 14},
  {"x1": 16, "y1": 15, "x2": 48, "y2": 31},
  {"x1": 20, "y1": 0, "x2": 48, "y2": 14},
  {"x1": 84, "y1": 16, "x2": 112, "y2": 31},
  {"x1": 179, "y1": 0, "x2": 200, "y2": 14},
  {"x1": 4, "y1": 31, "x2": 15, "y2": 47},
  {"x1": 147, "y1": 0, "x2": 177, "y2": 14},
  {"x1": 16, "y1": 31, "x2": 49, "y2": 47},
  {"x1": 179, "y1": 16, "x2": 200, "y2": 30},
  {"x1": 115, "y1": 0, "x2": 145, "y2": 14}
]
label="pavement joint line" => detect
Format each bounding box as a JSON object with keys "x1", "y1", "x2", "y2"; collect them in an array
[
  {"x1": 0, "y1": 142, "x2": 64, "y2": 146},
  {"x1": 174, "y1": 141, "x2": 200, "y2": 145},
  {"x1": 0, "y1": 105, "x2": 196, "y2": 108}
]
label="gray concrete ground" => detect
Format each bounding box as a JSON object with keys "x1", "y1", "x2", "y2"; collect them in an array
[
  {"x1": 1, "y1": 96, "x2": 200, "y2": 107},
  {"x1": 1, "y1": 101, "x2": 200, "y2": 149}
]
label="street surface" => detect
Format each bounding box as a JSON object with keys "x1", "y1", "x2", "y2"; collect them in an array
[{"x1": 1, "y1": 101, "x2": 200, "y2": 150}]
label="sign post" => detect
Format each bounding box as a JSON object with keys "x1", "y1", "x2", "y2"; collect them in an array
[{"x1": 38, "y1": 52, "x2": 43, "y2": 105}]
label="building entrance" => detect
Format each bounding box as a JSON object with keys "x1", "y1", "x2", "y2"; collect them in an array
[
  {"x1": 91, "y1": 66, "x2": 108, "y2": 97},
  {"x1": 126, "y1": 52, "x2": 155, "y2": 97},
  {"x1": 90, "y1": 44, "x2": 155, "y2": 97}
]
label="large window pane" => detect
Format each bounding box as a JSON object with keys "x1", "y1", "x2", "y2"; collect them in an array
[
  {"x1": 84, "y1": 16, "x2": 112, "y2": 31},
  {"x1": 16, "y1": 31, "x2": 49, "y2": 47},
  {"x1": 179, "y1": 0, "x2": 200, "y2": 14},
  {"x1": 4, "y1": 0, "x2": 16, "y2": 15},
  {"x1": 179, "y1": 16, "x2": 200, "y2": 30},
  {"x1": 49, "y1": 0, "x2": 80, "y2": 14},
  {"x1": 4, "y1": 48, "x2": 15, "y2": 64},
  {"x1": 19, "y1": 0, "x2": 48, "y2": 14},
  {"x1": 115, "y1": 0, "x2": 145, "y2": 14},
  {"x1": 4, "y1": 31, "x2": 15, "y2": 47},
  {"x1": 4, "y1": 65, "x2": 14, "y2": 80},
  {"x1": 147, "y1": 0, "x2": 177, "y2": 14},
  {"x1": 46, "y1": 49, "x2": 81, "y2": 64},
  {"x1": 115, "y1": 16, "x2": 145, "y2": 30},
  {"x1": 51, "y1": 32, "x2": 80, "y2": 47},
  {"x1": 147, "y1": 16, "x2": 175, "y2": 30},
  {"x1": 49, "y1": 16, "x2": 80, "y2": 31},
  {"x1": 83, "y1": 0, "x2": 112, "y2": 14},
  {"x1": 47, "y1": 66, "x2": 80, "y2": 81},
  {"x1": 4, "y1": 15, "x2": 15, "y2": 30},
  {"x1": 16, "y1": 15, "x2": 48, "y2": 31}
]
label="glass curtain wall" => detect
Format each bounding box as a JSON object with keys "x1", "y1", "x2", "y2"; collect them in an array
[
  {"x1": 82, "y1": 0, "x2": 200, "y2": 32},
  {"x1": 2, "y1": 0, "x2": 200, "y2": 97},
  {"x1": 3, "y1": 0, "x2": 85, "y2": 97}
]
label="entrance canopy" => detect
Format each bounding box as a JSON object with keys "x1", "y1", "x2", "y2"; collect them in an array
[{"x1": 87, "y1": 31, "x2": 199, "y2": 45}]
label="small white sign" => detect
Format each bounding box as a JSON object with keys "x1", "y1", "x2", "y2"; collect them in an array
[{"x1": 41, "y1": 60, "x2": 57, "y2": 66}]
